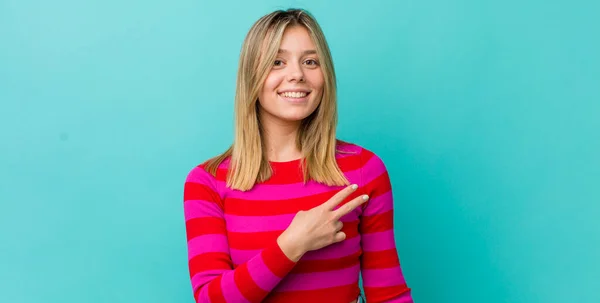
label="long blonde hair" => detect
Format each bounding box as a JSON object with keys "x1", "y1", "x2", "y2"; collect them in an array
[{"x1": 204, "y1": 8, "x2": 350, "y2": 191}]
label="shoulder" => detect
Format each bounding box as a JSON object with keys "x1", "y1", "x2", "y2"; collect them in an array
[
  {"x1": 184, "y1": 156, "x2": 231, "y2": 190},
  {"x1": 336, "y1": 139, "x2": 387, "y2": 170}
]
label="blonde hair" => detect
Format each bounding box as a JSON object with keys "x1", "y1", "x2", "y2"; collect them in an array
[{"x1": 204, "y1": 8, "x2": 350, "y2": 191}]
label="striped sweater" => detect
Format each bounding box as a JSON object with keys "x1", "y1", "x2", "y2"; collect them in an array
[{"x1": 183, "y1": 142, "x2": 413, "y2": 303}]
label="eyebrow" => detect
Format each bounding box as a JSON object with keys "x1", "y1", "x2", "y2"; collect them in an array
[{"x1": 278, "y1": 49, "x2": 318, "y2": 55}]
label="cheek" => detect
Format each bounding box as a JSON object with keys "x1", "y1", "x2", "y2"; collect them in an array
[{"x1": 262, "y1": 72, "x2": 283, "y2": 96}]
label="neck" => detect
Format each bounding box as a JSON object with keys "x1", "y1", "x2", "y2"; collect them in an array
[{"x1": 259, "y1": 112, "x2": 303, "y2": 162}]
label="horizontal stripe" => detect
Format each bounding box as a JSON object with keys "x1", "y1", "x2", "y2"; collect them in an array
[
  {"x1": 361, "y1": 267, "x2": 406, "y2": 287},
  {"x1": 223, "y1": 189, "x2": 365, "y2": 217},
  {"x1": 186, "y1": 217, "x2": 226, "y2": 240},
  {"x1": 361, "y1": 230, "x2": 396, "y2": 251},
  {"x1": 302, "y1": 235, "x2": 362, "y2": 260},
  {"x1": 224, "y1": 213, "x2": 295, "y2": 232},
  {"x1": 221, "y1": 270, "x2": 250, "y2": 303},
  {"x1": 246, "y1": 252, "x2": 283, "y2": 291},
  {"x1": 265, "y1": 283, "x2": 360, "y2": 303},
  {"x1": 362, "y1": 191, "x2": 393, "y2": 216},
  {"x1": 230, "y1": 235, "x2": 361, "y2": 264},
  {"x1": 360, "y1": 210, "x2": 394, "y2": 233},
  {"x1": 189, "y1": 252, "x2": 232, "y2": 277},
  {"x1": 225, "y1": 212, "x2": 360, "y2": 233},
  {"x1": 361, "y1": 249, "x2": 400, "y2": 269},
  {"x1": 277, "y1": 264, "x2": 360, "y2": 291},
  {"x1": 227, "y1": 220, "x2": 359, "y2": 250},
  {"x1": 191, "y1": 269, "x2": 225, "y2": 290},
  {"x1": 207, "y1": 275, "x2": 226, "y2": 303},
  {"x1": 363, "y1": 171, "x2": 392, "y2": 200},
  {"x1": 234, "y1": 262, "x2": 269, "y2": 302},
  {"x1": 360, "y1": 151, "x2": 385, "y2": 184},
  {"x1": 213, "y1": 151, "x2": 362, "y2": 184},
  {"x1": 261, "y1": 243, "x2": 298, "y2": 278},
  {"x1": 184, "y1": 199, "x2": 223, "y2": 220},
  {"x1": 221, "y1": 171, "x2": 360, "y2": 201},
  {"x1": 184, "y1": 177, "x2": 221, "y2": 202},
  {"x1": 188, "y1": 234, "x2": 229, "y2": 259},
  {"x1": 292, "y1": 250, "x2": 361, "y2": 273},
  {"x1": 364, "y1": 284, "x2": 411, "y2": 302}
]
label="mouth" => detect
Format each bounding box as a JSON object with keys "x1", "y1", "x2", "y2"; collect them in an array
[{"x1": 278, "y1": 91, "x2": 311, "y2": 103}]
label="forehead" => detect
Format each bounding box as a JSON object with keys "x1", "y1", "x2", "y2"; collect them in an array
[{"x1": 278, "y1": 26, "x2": 316, "y2": 51}]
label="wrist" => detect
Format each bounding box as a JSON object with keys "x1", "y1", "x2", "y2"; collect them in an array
[{"x1": 277, "y1": 232, "x2": 305, "y2": 262}]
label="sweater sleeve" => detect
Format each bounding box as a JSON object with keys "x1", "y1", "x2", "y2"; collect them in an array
[
  {"x1": 359, "y1": 149, "x2": 414, "y2": 303},
  {"x1": 183, "y1": 165, "x2": 297, "y2": 303}
]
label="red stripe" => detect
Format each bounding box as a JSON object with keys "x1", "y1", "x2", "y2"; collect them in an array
[
  {"x1": 224, "y1": 189, "x2": 365, "y2": 216},
  {"x1": 292, "y1": 250, "x2": 362, "y2": 273},
  {"x1": 189, "y1": 252, "x2": 232, "y2": 278},
  {"x1": 207, "y1": 275, "x2": 227, "y2": 303},
  {"x1": 184, "y1": 182, "x2": 221, "y2": 204},
  {"x1": 262, "y1": 244, "x2": 297, "y2": 278},
  {"x1": 264, "y1": 283, "x2": 360, "y2": 303},
  {"x1": 363, "y1": 171, "x2": 391, "y2": 199},
  {"x1": 360, "y1": 147, "x2": 375, "y2": 164},
  {"x1": 360, "y1": 210, "x2": 394, "y2": 233},
  {"x1": 228, "y1": 220, "x2": 360, "y2": 250},
  {"x1": 212, "y1": 153, "x2": 364, "y2": 184},
  {"x1": 364, "y1": 284, "x2": 411, "y2": 302},
  {"x1": 186, "y1": 217, "x2": 226, "y2": 240},
  {"x1": 234, "y1": 262, "x2": 269, "y2": 302},
  {"x1": 361, "y1": 249, "x2": 400, "y2": 269}
]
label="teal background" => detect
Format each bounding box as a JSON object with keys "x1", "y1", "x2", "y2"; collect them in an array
[{"x1": 1, "y1": 0, "x2": 598, "y2": 302}]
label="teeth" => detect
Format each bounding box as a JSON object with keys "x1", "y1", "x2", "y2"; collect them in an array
[{"x1": 280, "y1": 91, "x2": 307, "y2": 98}]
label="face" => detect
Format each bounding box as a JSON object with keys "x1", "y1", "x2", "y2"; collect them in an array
[{"x1": 257, "y1": 25, "x2": 324, "y2": 125}]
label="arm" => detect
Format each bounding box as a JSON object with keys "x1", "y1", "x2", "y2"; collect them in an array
[
  {"x1": 359, "y1": 149, "x2": 413, "y2": 303},
  {"x1": 184, "y1": 165, "x2": 297, "y2": 302}
]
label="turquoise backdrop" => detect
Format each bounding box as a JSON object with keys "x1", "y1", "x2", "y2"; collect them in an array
[{"x1": 1, "y1": 0, "x2": 598, "y2": 302}]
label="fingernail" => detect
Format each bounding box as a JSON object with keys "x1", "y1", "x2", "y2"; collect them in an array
[
  {"x1": 351, "y1": 184, "x2": 358, "y2": 190},
  {"x1": 362, "y1": 195, "x2": 369, "y2": 201}
]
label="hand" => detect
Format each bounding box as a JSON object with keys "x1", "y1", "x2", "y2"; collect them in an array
[{"x1": 277, "y1": 184, "x2": 369, "y2": 261}]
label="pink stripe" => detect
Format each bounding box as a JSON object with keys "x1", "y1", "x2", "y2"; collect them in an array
[
  {"x1": 361, "y1": 154, "x2": 387, "y2": 186},
  {"x1": 192, "y1": 270, "x2": 226, "y2": 291},
  {"x1": 246, "y1": 253, "x2": 283, "y2": 291},
  {"x1": 361, "y1": 267, "x2": 406, "y2": 287},
  {"x1": 361, "y1": 230, "x2": 397, "y2": 252},
  {"x1": 362, "y1": 191, "x2": 393, "y2": 216},
  {"x1": 392, "y1": 292, "x2": 414, "y2": 303},
  {"x1": 303, "y1": 235, "x2": 361, "y2": 260},
  {"x1": 197, "y1": 284, "x2": 211, "y2": 303},
  {"x1": 225, "y1": 214, "x2": 359, "y2": 233},
  {"x1": 230, "y1": 236, "x2": 361, "y2": 264},
  {"x1": 220, "y1": 270, "x2": 250, "y2": 303},
  {"x1": 276, "y1": 263, "x2": 360, "y2": 291},
  {"x1": 186, "y1": 166, "x2": 217, "y2": 185},
  {"x1": 188, "y1": 234, "x2": 229, "y2": 259},
  {"x1": 184, "y1": 199, "x2": 223, "y2": 220},
  {"x1": 221, "y1": 169, "x2": 361, "y2": 200},
  {"x1": 224, "y1": 213, "x2": 294, "y2": 232},
  {"x1": 218, "y1": 149, "x2": 359, "y2": 170}
]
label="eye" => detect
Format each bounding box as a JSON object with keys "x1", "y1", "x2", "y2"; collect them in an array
[
  {"x1": 274, "y1": 59, "x2": 284, "y2": 66},
  {"x1": 304, "y1": 59, "x2": 319, "y2": 66}
]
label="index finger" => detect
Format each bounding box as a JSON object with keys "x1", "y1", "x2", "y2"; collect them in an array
[
  {"x1": 323, "y1": 184, "x2": 358, "y2": 210},
  {"x1": 331, "y1": 194, "x2": 369, "y2": 220}
]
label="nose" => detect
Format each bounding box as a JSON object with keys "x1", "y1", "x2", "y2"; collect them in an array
[{"x1": 286, "y1": 61, "x2": 305, "y2": 82}]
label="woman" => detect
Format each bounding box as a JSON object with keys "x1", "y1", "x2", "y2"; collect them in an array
[{"x1": 183, "y1": 8, "x2": 413, "y2": 303}]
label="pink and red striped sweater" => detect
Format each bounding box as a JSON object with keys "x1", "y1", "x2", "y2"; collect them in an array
[{"x1": 183, "y1": 142, "x2": 413, "y2": 303}]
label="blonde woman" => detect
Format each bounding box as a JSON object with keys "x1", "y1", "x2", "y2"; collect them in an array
[{"x1": 183, "y1": 8, "x2": 413, "y2": 303}]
